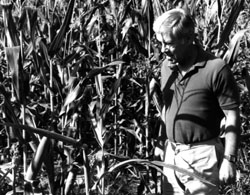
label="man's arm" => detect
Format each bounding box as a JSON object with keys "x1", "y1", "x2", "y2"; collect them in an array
[
  {"x1": 219, "y1": 108, "x2": 241, "y2": 184},
  {"x1": 154, "y1": 120, "x2": 167, "y2": 160}
]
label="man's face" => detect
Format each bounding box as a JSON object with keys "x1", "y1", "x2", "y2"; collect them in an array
[{"x1": 156, "y1": 32, "x2": 188, "y2": 66}]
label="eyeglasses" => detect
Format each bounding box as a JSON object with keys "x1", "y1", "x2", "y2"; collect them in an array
[{"x1": 154, "y1": 33, "x2": 180, "y2": 52}]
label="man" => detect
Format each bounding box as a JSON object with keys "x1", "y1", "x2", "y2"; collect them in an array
[{"x1": 153, "y1": 8, "x2": 241, "y2": 195}]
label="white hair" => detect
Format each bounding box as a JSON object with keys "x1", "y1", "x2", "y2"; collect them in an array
[{"x1": 153, "y1": 8, "x2": 195, "y2": 40}]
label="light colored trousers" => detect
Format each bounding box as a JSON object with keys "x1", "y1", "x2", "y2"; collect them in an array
[{"x1": 162, "y1": 138, "x2": 224, "y2": 195}]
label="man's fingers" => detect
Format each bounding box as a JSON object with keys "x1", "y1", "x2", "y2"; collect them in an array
[{"x1": 219, "y1": 175, "x2": 236, "y2": 185}]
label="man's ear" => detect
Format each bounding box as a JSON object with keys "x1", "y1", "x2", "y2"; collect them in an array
[{"x1": 184, "y1": 33, "x2": 194, "y2": 44}]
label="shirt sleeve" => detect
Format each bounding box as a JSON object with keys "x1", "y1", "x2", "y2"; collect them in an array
[{"x1": 213, "y1": 64, "x2": 240, "y2": 110}]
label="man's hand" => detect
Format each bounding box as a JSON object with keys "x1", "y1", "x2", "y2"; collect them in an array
[
  {"x1": 154, "y1": 145, "x2": 164, "y2": 161},
  {"x1": 219, "y1": 159, "x2": 236, "y2": 185}
]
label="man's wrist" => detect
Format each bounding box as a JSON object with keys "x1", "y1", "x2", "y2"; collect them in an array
[{"x1": 224, "y1": 154, "x2": 237, "y2": 164}]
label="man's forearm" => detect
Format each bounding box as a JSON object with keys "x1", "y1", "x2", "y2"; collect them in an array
[{"x1": 223, "y1": 108, "x2": 241, "y2": 157}]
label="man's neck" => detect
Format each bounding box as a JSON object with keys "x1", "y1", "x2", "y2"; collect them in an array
[{"x1": 178, "y1": 45, "x2": 197, "y2": 75}]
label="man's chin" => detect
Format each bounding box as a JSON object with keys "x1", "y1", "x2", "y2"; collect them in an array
[{"x1": 167, "y1": 56, "x2": 178, "y2": 66}]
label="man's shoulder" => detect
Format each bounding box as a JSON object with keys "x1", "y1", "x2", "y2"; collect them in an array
[
  {"x1": 206, "y1": 57, "x2": 226, "y2": 71},
  {"x1": 200, "y1": 49, "x2": 226, "y2": 71}
]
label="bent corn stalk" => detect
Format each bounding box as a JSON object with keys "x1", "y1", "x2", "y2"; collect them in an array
[
  {"x1": 0, "y1": 123, "x2": 84, "y2": 147},
  {"x1": 95, "y1": 159, "x2": 216, "y2": 188}
]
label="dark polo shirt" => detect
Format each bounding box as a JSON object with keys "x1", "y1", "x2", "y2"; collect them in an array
[{"x1": 161, "y1": 47, "x2": 240, "y2": 144}]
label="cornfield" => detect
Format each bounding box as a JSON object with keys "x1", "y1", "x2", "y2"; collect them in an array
[{"x1": 0, "y1": 0, "x2": 249, "y2": 194}]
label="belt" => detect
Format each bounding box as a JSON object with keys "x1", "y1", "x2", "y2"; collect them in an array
[{"x1": 167, "y1": 137, "x2": 221, "y2": 149}]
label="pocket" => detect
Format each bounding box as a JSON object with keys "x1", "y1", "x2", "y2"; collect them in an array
[
  {"x1": 175, "y1": 143, "x2": 221, "y2": 189},
  {"x1": 175, "y1": 144, "x2": 219, "y2": 175}
]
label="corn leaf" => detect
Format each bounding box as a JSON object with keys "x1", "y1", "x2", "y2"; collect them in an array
[
  {"x1": 0, "y1": 163, "x2": 15, "y2": 185},
  {"x1": 107, "y1": 60, "x2": 125, "y2": 66},
  {"x1": 82, "y1": 0, "x2": 109, "y2": 29},
  {"x1": 95, "y1": 72, "x2": 104, "y2": 99},
  {"x1": 43, "y1": 153, "x2": 55, "y2": 194},
  {"x1": 64, "y1": 61, "x2": 123, "y2": 107},
  {"x1": 242, "y1": 68, "x2": 250, "y2": 97},
  {"x1": 100, "y1": 77, "x2": 122, "y2": 117},
  {"x1": 94, "y1": 159, "x2": 216, "y2": 190},
  {"x1": 223, "y1": 29, "x2": 249, "y2": 67},
  {"x1": 89, "y1": 105, "x2": 105, "y2": 148},
  {"x1": 63, "y1": 66, "x2": 107, "y2": 107},
  {"x1": 32, "y1": 49, "x2": 54, "y2": 94},
  {"x1": 81, "y1": 5, "x2": 99, "y2": 31},
  {"x1": 217, "y1": 0, "x2": 244, "y2": 48},
  {"x1": 188, "y1": 0, "x2": 199, "y2": 15},
  {"x1": 25, "y1": 137, "x2": 51, "y2": 181},
  {"x1": 18, "y1": 7, "x2": 37, "y2": 46},
  {"x1": 151, "y1": 160, "x2": 216, "y2": 186},
  {"x1": 0, "y1": 123, "x2": 82, "y2": 146},
  {"x1": 1, "y1": 3, "x2": 19, "y2": 46},
  {"x1": 127, "y1": 27, "x2": 148, "y2": 57},
  {"x1": 121, "y1": 18, "x2": 133, "y2": 40},
  {"x1": 120, "y1": 126, "x2": 142, "y2": 142},
  {"x1": 141, "y1": 0, "x2": 154, "y2": 39},
  {"x1": 63, "y1": 79, "x2": 83, "y2": 107},
  {"x1": 152, "y1": 0, "x2": 164, "y2": 17},
  {"x1": 0, "y1": 85, "x2": 25, "y2": 143},
  {"x1": 64, "y1": 165, "x2": 78, "y2": 195},
  {"x1": 38, "y1": 38, "x2": 63, "y2": 98},
  {"x1": 216, "y1": 0, "x2": 222, "y2": 20},
  {"x1": 49, "y1": 0, "x2": 75, "y2": 56},
  {"x1": 118, "y1": 0, "x2": 132, "y2": 24},
  {"x1": 39, "y1": 38, "x2": 50, "y2": 69},
  {"x1": 149, "y1": 78, "x2": 162, "y2": 116},
  {"x1": 5, "y1": 46, "x2": 26, "y2": 104}
]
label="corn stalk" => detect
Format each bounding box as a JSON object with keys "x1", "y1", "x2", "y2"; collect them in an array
[{"x1": 0, "y1": 0, "x2": 249, "y2": 194}]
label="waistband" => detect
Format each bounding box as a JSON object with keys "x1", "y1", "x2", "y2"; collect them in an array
[{"x1": 167, "y1": 137, "x2": 221, "y2": 149}]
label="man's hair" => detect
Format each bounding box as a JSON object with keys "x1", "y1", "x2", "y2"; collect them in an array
[{"x1": 153, "y1": 8, "x2": 195, "y2": 41}]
